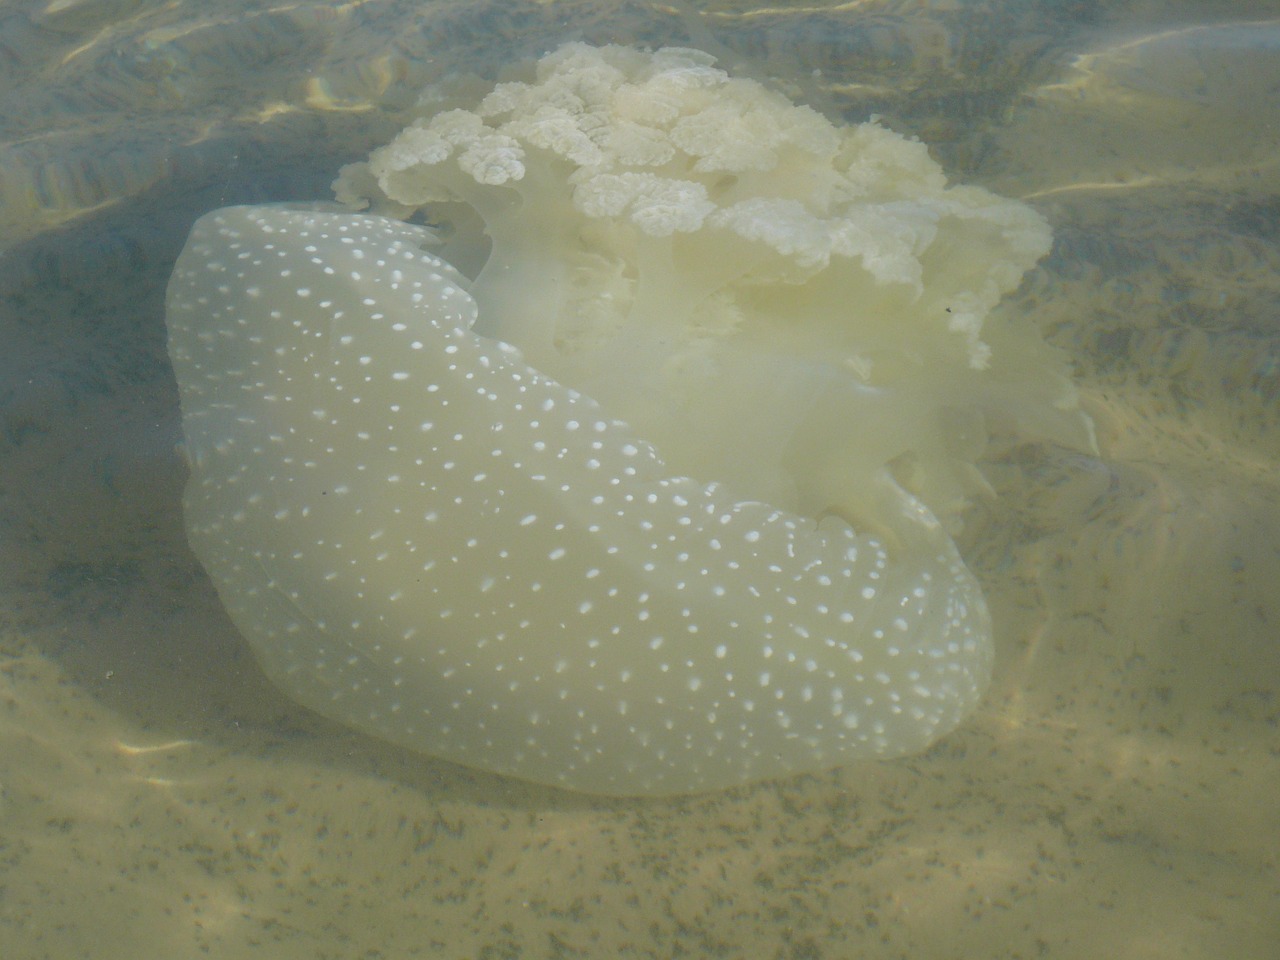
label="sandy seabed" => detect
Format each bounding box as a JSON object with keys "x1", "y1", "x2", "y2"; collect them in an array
[{"x1": 1, "y1": 1, "x2": 1277, "y2": 957}]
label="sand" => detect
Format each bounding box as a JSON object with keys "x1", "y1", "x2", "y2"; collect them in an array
[{"x1": 1, "y1": 2, "x2": 1276, "y2": 957}]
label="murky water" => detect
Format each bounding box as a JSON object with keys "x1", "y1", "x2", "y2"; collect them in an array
[{"x1": 2, "y1": 1, "x2": 1277, "y2": 957}]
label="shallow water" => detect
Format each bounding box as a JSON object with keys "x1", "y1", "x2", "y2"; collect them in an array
[{"x1": 2, "y1": 1, "x2": 1278, "y2": 957}]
